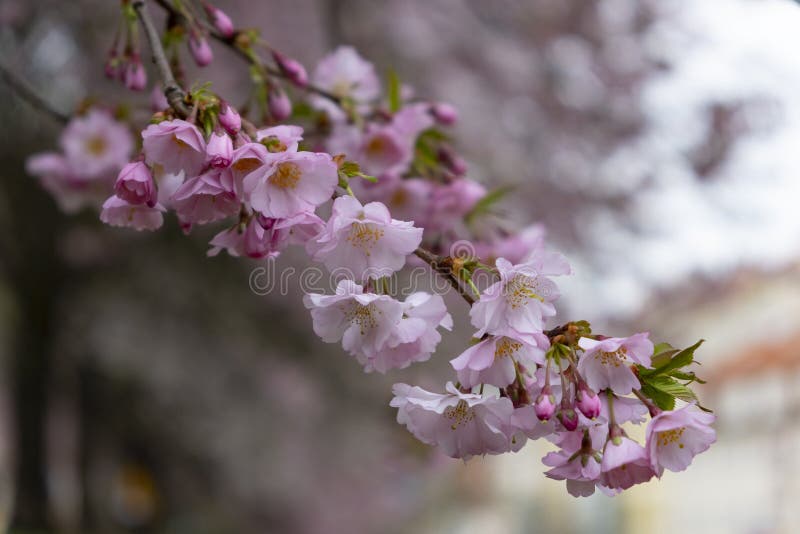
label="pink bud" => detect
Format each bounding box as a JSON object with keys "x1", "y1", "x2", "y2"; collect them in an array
[
  {"x1": 272, "y1": 50, "x2": 308, "y2": 88},
  {"x1": 558, "y1": 406, "x2": 579, "y2": 431},
  {"x1": 203, "y1": 3, "x2": 235, "y2": 38},
  {"x1": 206, "y1": 131, "x2": 233, "y2": 168},
  {"x1": 438, "y1": 147, "x2": 468, "y2": 176},
  {"x1": 123, "y1": 54, "x2": 147, "y2": 91},
  {"x1": 576, "y1": 384, "x2": 601, "y2": 419},
  {"x1": 104, "y1": 51, "x2": 119, "y2": 79},
  {"x1": 150, "y1": 85, "x2": 169, "y2": 112},
  {"x1": 114, "y1": 161, "x2": 157, "y2": 207},
  {"x1": 218, "y1": 101, "x2": 241, "y2": 135},
  {"x1": 534, "y1": 387, "x2": 556, "y2": 421},
  {"x1": 431, "y1": 102, "x2": 458, "y2": 125},
  {"x1": 268, "y1": 87, "x2": 292, "y2": 121},
  {"x1": 189, "y1": 34, "x2": 214, "y2": 67}
]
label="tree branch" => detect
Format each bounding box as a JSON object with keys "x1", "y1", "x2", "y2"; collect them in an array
[
  {"x1": 0, "y1": 63, "x2": 69, "y2": 124},
  {"x1": 132, "y1": 0, "x2": 191, "y2": 118},
  {"x1": 151, "y1": 0, "x2": 343, "y2": 105},
  {"x1": 414, "y1": 248, "x2": 475, "y2": 306}
]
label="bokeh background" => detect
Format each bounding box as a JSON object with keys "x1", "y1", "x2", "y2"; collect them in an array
[{"x1": 1, "y1": 0, "x2": 799, "y2": 532}]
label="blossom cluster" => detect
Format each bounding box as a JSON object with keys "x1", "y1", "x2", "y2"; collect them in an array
[{"x1": 24, "y1": 2, "x2": 715, "y2": 499}]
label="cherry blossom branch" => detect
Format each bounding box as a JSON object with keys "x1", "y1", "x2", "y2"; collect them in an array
[
  {"x1": 151, "y1": 0, "x2": 343, "y2": 104},
  {"x1": 413, "y1": 248, "x2": 476, "y2": 305},
  {"x1": 0, "y1": 62, "x2": 69, "y2": 124},
  {"x1": 132, "y1": 0, "x2": 192, "y2": 118}
]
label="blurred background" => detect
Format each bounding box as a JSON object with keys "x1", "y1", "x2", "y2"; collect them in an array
[{"x1": 1, "y1": 0, "x2": 799, "y2": 532}]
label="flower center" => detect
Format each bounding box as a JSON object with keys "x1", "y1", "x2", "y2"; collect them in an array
[
  {"x1": 332, "y1": 79, "x2": 353, "y2": 98},
  {"x1": 504, "y1": 274, "x2": 545, "y2": 309},
  {"x1": 344, "y1": 302, "x2": 381, "y2": 335},
  {"x1": 444, "y1": 400, "x2": 476, "y2": 430},
  {"x1": 365, "y1": 136, "x2": 386, "y2": 157},
  {"x1": 269, "y1": 162, "x2": 301, "y2": 189},
  {"x1": 85, "y1": 136, "x2": 107, "y2": 156},
  {"x1": 232, "y1": 158, "x2": 262, "y2": 174},
  {"x1": 495, "y1": 338, "x2": 522, "y2": 360},
  {"x1": 171, "y1": 134, "x2": 190, "y2": 150},
  {"x1": 346, "y1": 223, "x2": 384, "y2": 256},
  {"x1": 390, "y1": 188, "x2": 408, "y2": 207},
  {"x1": 657, "y1": 427, "x2": 686, "y2": 449},
  {"x1": 594, "y1": 348, "x2": 627, "y2": 367}
]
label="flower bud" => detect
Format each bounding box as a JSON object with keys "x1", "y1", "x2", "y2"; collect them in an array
[
  {"x1": 558, "y1": 406, "x2": 579, "y2": 431},
  {"x1": 189, "y1": 33, "x2": 214, "y2": 67},
  {"x1": 150, "y1": 85, "x2": 169, "y2": 112},
  {"x1": 206, "y1": 131, "x2": 233, "y2": 168},
  {"x1": 123, "y1": 54, "x2": 147, "y2": 91},
  {"x1": 218, "y1": 101, "x2": 241, "y2": 135},
  {"x1": 576, "y1": 383, "x2": 601, "y2": 419},
  {"x1": 203, "y1": 3, "x2": 235, "y2": 38},
  {"x1": 534, "y1": 386, "x2": 556, "y2": 421},
  {"x1": 268, "y1": 87, "x2": 292, "y2": 121},
  {"x1": 114, "y1": 161, "x2": 157, "y2": 207},
  {"x1": 431, "y1": 102, "x2": 458, "y2": 125},
  {"x1": 272, "y1": 50, "x2": 308, "y2": 88},
  {"x1": 104, "y1": 51, "x2": 120, "y2": 80}
]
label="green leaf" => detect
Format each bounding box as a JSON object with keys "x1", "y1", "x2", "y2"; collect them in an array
[
  {"x1": 670, "y1": 370, "x2": 707, "y2": 384},
  {"x1": 465, "y1": 186, "x2": 514, "y2": 223},
  {"x1": 641, "y1": 339, "x2": 704, "y2": 377},
  {"x1": 640, "y1": 383, "x2": 675, "y2": 411},
  {"x1": 640, "y1": 374, "x2": 698, "y2": 405},
  {"x1": 388, "y1": 69, "x2": 401, "y2": 113}
]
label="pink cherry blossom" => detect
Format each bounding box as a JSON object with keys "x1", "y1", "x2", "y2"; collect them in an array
[
  {"x1": 303, "y1": 280, "x2": 404, "y2": 362},
  {"x1": 311, "y1": 45, "x2": 380, "y2": 118},
  {"x1": 206, "y1": 131, "x2": 233, "y2": 168},
  {"x1": 256, "y1": 125, "x2": 304, "y2": 152},
  {"x1": 364, "y1": 292, "x2": 452, "y2": 374},
  {"x1": 244, "y1": 151, "x2": 337, "y2": 218},
  {"x1": 599, "y1": 394, "x2": 648, "y2": 424},
  {"x1": 99, "y1": 195, "x2": 165, "y2": 231},
  {"x1": 207, "y1": 217, "x2": 274, "y2": 259},
  {"x1": 171, "y1": 168, "x2": 240, "y2": 225},
  {"x1": 543, "y1": 426, "x2": 607, "y2": 497},
  {"x1": 577, "y1": 333, "x2": 654, "y2": 395},
  {"x1": 189, "y1": 34, "x2": 213, "y2": 66},
  {"x1": 534, "y1": 385, "x2": 557, "y2": 421},
  {"x1": 114, "y1": 161, "x2": 157, "y2": 207},
  {"x1": 272, "y1": 50, "x2": 308, "y2": 88},
  {"x1": 60, "y1": 109, "x2": 134, "y2": 179},
  {"x1": 390, "y1": 382, "x2": 515, "y2": 460},
  {"x1": 306, "y1": 195, "x2": 423, "y2": 281},
  {"x1": 470, "y1": 247, "x2": 571, "y2": 338},
  {"x1": 203, "y1": 3, "x2": 234, "y2": 38},
  {"x1": 26, "y1": 153, "x2": 107, "y2": 213},
  {"x1": 449, "y1": 333, "x2": 547, "y2": 388},
  {"x1": 600, "y1": 435, "x2": 655, "y2": 491},
  {"x1": 218, "y1": 101, "x2": 241, "y2": 135},
  {"x1": 380, "y1": 178, "x2": 433, "y2": 228},
  {"x1": 229, "y1": 142, "x2": 270, "y2": 182},
  {"x1": 142, "y1": 119, "x2": 207, "y2": 177},
  {"x1": 646, "y1": 403, "x2": 716, "y2": 475},
  {"x1": 427, "y1": 179, "x2": 486, "y2": 232}
]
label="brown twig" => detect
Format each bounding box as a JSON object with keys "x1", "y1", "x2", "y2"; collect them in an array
[
  {"x1": 414, "y1": 248, "x2": 475, "y2": 306},
  {"x1": 0, "y1": 63, "x2": 69, "y2": 124},
  {"x1": 152, "y1": 0, "x2": 342, "y2": 104},
  {"x1": 132, "y1": 0, "x2": 191, "y2": 118}
]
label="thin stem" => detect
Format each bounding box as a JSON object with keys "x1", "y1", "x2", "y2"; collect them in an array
[
  {"x1": 132, "y1": 0, "x2": 192, "y2": 118},
  {"x1": 0, "y1": 63, "x2": 69, "y2": 124},
  {"x1": 152, "y1": 0, "x2": 343, "y2": 104},
  {"x1": 633, "y1": 388, "x2": 660, "y2": 417},
  {"x1": 606, "y1": 389, "x2": 617, "y2": 426},
  {"x1": 413, "y1": 248, "x2": 475, "y2": 306}
]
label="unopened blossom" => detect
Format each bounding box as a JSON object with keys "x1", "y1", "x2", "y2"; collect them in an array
[
  {"x1": 450, "y1": 333, "x2": 547, "y2": 388},
  {"x1": 61, "y1": 109, "x2": 134, "y2": 179},
  {"x1": 189, "y1": 33, "x2": 213, "y2": 67},
  {"x1": 307, "y1": 195, "x2": 423, "y2": 281},
  {"x1": 558, "y1": 404, "x2": 580, "y2": 431},
  {"x1": 123, "y1": 54, "x2": 147, "y2": 91},
  {"x1": 303, "y1": 280, "x2": 404, "y2": 361},
  {"x1": 218, "y1": 101, "x2": 241, "y2": 135},
  {"x1": 364, "y1": 292, "x2": 452, "y2": 374},
  {"x1": 543, "y1": 426, "x2": 607, "y2": 497},
  {"x1": 150, "y1": 86, "x2": 169, "y2": 112},
  {"x1": 646, "y1": 403, "x2": 716, "y2": 475},
  {"x1": 203, "y1": 3, "x2": 234, "y2": 38},
  {"x1": 470, "y1": 247, "x2": 571, "y2": 338},
  {"x1": 114, "y1": 161, "x2": 157, "y2": 207},
  {"x1": 256, "y1": 125, "x2": 304, "y2": 152},
  {"x1": 171, "y1": 168, "x2": 239, "y2": 225},
  {"x1": 142, "y1": 119, "x2": 207, "y2": 177},
  {"x1": 576, "y1": 382, "x2": 602, "y2": 419},
  {"x1": 430, "y1": 102, "x2": 458, "y2": 125},
  {"x1": 311, "y1": 45, "x2": 380, "y2": 118},
  {"x1": 600, "y1": 433, "x2": 655, "y2": 491},
  {"x1": 390, "y1": 382, "x2": 515, "y2": 460},
  {"x1": 268, "y1": 87, "x2": 292, "y2": 121},
  {"x1": 534, "y1": 385, "x2": 557, "y2": 421},
  {"x1": 244, "y1": 151, "x2": 337, "y2": 218},
  {"x1": 272, "y1": 50, "x2": 308, "y2": 88},
  {"x1": 206, "y1": 131, "x2": 233, "y2": 168},
  {"x1": 577, "y1": 333, "x2": 654, "y2": 395},
  {"x1": 99, "y1": 195, "x2": 165, "y2": 231}
]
